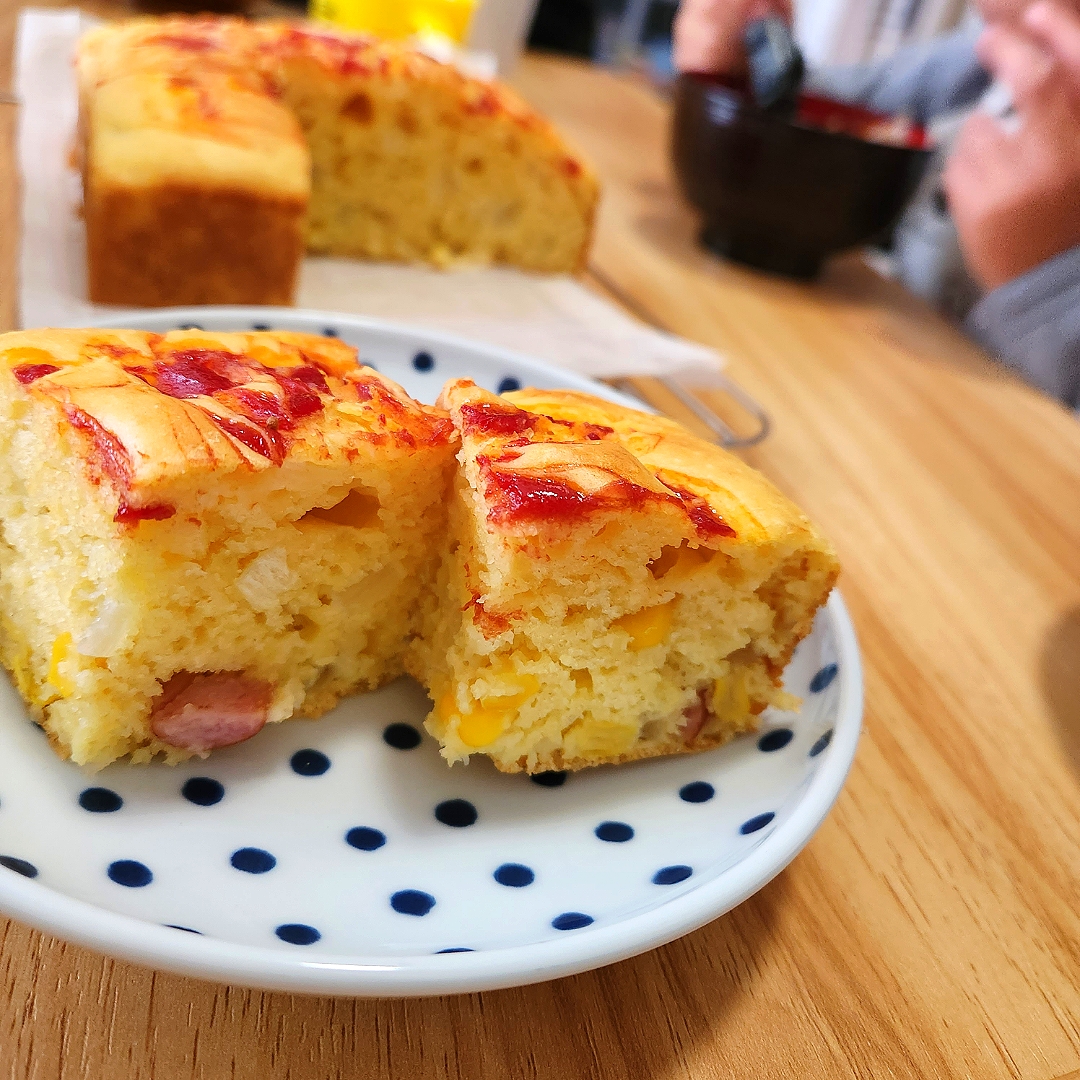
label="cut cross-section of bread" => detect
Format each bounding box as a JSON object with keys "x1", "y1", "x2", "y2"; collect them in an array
[
  {"x1": 255, "y1": 21, "x2": 600, "y2": 271},
  {"x1": 0, "y1": 328, "x2": 454, "y2": 767},
  {"x1": 409, "y1": 380, "x2": 839, "y2": 773}
]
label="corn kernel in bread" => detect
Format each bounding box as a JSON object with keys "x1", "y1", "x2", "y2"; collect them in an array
[
  {"x1": 75, "y1": 16, "x2": 599, "y2": 308},
  {"x1": 409, "y1": 381, "x2": 839, "y2": 773},
  {"x1": 0, "y1": 328, "x2": 454, "y2": 767}
]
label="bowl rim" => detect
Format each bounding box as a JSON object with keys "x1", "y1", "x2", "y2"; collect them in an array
[
  {"x1": 675, "y1": 71, "x2": 933, "y2": 155},
  {"x1": 0, "y1": 307, "x2": 864, "y2": 996}
]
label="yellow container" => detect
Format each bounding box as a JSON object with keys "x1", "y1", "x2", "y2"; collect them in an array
[{"x1": 309, "y1": 0, "x2": 478, "y2": 43}]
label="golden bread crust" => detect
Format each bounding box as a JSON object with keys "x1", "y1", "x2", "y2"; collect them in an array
[
  {"x1": 84, "y1": 186, "x2": 306, "y2": 307},
  {"x1": 256, "y1": 21, "x2": 597, "y2": 193},
  {"x1": 0, "y1": 329, "x2": 452, "y2": 518},
  {"x1": 256, "y1": 23, "x2": 549, "y2": 125}
]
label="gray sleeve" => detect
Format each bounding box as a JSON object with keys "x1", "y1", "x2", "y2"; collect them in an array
[
  {"x1": 803, "y1": 25, "x2": 989, "y2": 124},
  {"x1": 965, "y1": 246, "x2": 1080, "y2": 409}
]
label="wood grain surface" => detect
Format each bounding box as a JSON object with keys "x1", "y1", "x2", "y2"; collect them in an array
[{"x1": 4, "y1": 7, "x2": 1080, "y2": 1078}]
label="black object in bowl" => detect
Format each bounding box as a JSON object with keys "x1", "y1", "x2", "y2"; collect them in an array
[{"x1": 671, "y1": 73, "x2": 932, "y2": 279}]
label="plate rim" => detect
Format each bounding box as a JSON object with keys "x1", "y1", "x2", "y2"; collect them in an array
[
  {"x1": 0, "y1": 307, "x2": 863, "y2": 996},
  {"x1": 86, "y1": 304, "x2": 652, "y2": 411}
]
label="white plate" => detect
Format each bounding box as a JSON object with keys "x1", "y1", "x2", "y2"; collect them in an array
[{"x1": 0, "y1": 307, "x2": 862, "y2": 996}]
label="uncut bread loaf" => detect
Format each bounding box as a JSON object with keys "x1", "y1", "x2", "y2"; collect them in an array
[
  {"x1": 75, "y1": 16, "x2": 600, "y2": 307},
  {"x1": 409, "y1": 381, "x2": 839, "y2": 773},
  {"x1": 0, "y1": 328, "x2": 454, "y2": 767}
]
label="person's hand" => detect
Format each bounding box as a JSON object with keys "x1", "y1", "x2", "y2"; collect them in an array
[
  {"x1": 672, "y1": 0, "x2": 792, "y2": 76},
  {"x1": 943, "y1": 17, "x2": 1080, "y2": 290},
  {"x1": 1024, "y1": 0, "x2": 1080, "y2": 83}
]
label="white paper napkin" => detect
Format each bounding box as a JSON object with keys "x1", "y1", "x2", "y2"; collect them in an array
[{"x1": 15, "y1": 9, "x2": 724, "y2": 380}]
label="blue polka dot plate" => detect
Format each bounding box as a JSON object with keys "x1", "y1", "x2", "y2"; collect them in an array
[{"x1": 0, "y1": 308, "x2": 863, "y2": 996}]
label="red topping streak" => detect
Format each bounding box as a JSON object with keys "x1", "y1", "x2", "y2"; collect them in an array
[
  {"x1": 465, "y1": 596, "x2": 516, "y2": 638},
  {"x1": 212, "y1": 415, "x2": 284, "y2": 465},
  {"x1": 149, "y1": 32, "x2": 218, "y2": 52},
  {"x1": 277, "y1": 26, "x2": 377, "y2": 76},
  {"x1": 64, "y1": 405, "x2": 132, "y2": 491},
  {"x1": 352, "y1": 377, "x2": 404, "y2": 408},
  {"x1": 115, "y1": 500, "x2": 176, "y2": 525},
  {"x1": 480, "y1": 458, "x2": 659, "y2": 528},
  {"x1": 484, "y1": 472, "x2": 592, "y2": 524},
  {"x1": 152, "y1": 350, "x2": 242, "y2": 398},
  {"x1": 350, "y1": 377, "x2": 436, "y2": 441},
  {"x1": 63, "y1": 406, "x2": 168, "y2": 524},
  {"x1": 93, "y1": 342, "x2": 141, "y2": 361},
  {"x1": 144, "y1": 351, "x2": 328, "y2": 465},
  {"x1": 228, "y1": 387, "x2": 289, "y2": 428},
  {"x1": 683, "y1": 500, "x2": 736, "y2": 539},
  {"x1": 465, "y1": 88, "x2": 501, "y2": 116},
  {"x1": 13, "y1": 364, "x2": 59, "y2": 384},
  {"x1": 665, "y1": 485, "x2": 736, "y2": 540},
  {"x1": 195, "y1": 87, "x2": 221, "y2": 121},
  {"x1": 548, "y1": 416, "x2": 615, "y2": 441},
  {"x1": 282, "y1": 364, "x2": 329, "y2": 392},
  {"x1": 460, "y1": 401, "x2": 538, "y2": 439},
  {"x1": 479, "y1": 458, "x2": 737, "y2": 538},
  {"x1": 271, "y1": 371, "x2": 324, "y2": 420}
]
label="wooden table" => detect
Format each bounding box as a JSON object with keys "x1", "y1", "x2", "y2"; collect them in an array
[{"x1": 4, "y1": 8, "x2": 1080, "y2": 1078}]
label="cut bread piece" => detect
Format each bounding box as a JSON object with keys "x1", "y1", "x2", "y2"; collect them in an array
[
  {"x1": 0, "y1": 328, "x2": 454, "y2": 767},
  {"x1": 410, "y1": 380, "x2": 839, "y2": 773}
]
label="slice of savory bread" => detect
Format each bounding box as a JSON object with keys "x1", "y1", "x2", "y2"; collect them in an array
[
  {"x1": 410, "y1": 380, "x2": 839, "y2": 773},
  {"x1": 0, "y1": 328, "x2": 454, "y2": 767}
]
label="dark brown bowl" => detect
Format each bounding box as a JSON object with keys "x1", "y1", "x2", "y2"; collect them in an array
[{"x1": 671, "y1": 72, "x2": 932, "y2": 279}]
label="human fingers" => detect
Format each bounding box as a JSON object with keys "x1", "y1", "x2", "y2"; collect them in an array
[
  {"x1": 977, "y1": 23, "x2": 1057, "y2": 107},
  {"x1": 1024, "y1": 0, "x2": 1080, "y2": 90},
  {"x1": 944, "y1": 111, "x2": 1009, "y2": 200},
  {"x1": 944, "y1": 112, "x2": 1021, "y2": 289},
  {"x1": 674, "y1": 0, "x2": 747, "y2": 72},
  {"x1": 747, "y1": 0, "x2": 794, "y2": 20},
  {"x1": 673, "y1": 0, "x2": 791, "y2": 73}
]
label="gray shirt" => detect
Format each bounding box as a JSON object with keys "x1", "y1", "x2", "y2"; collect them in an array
[{"x1": 807, "y1": 26, "x2": 1080, "y2": 410}]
